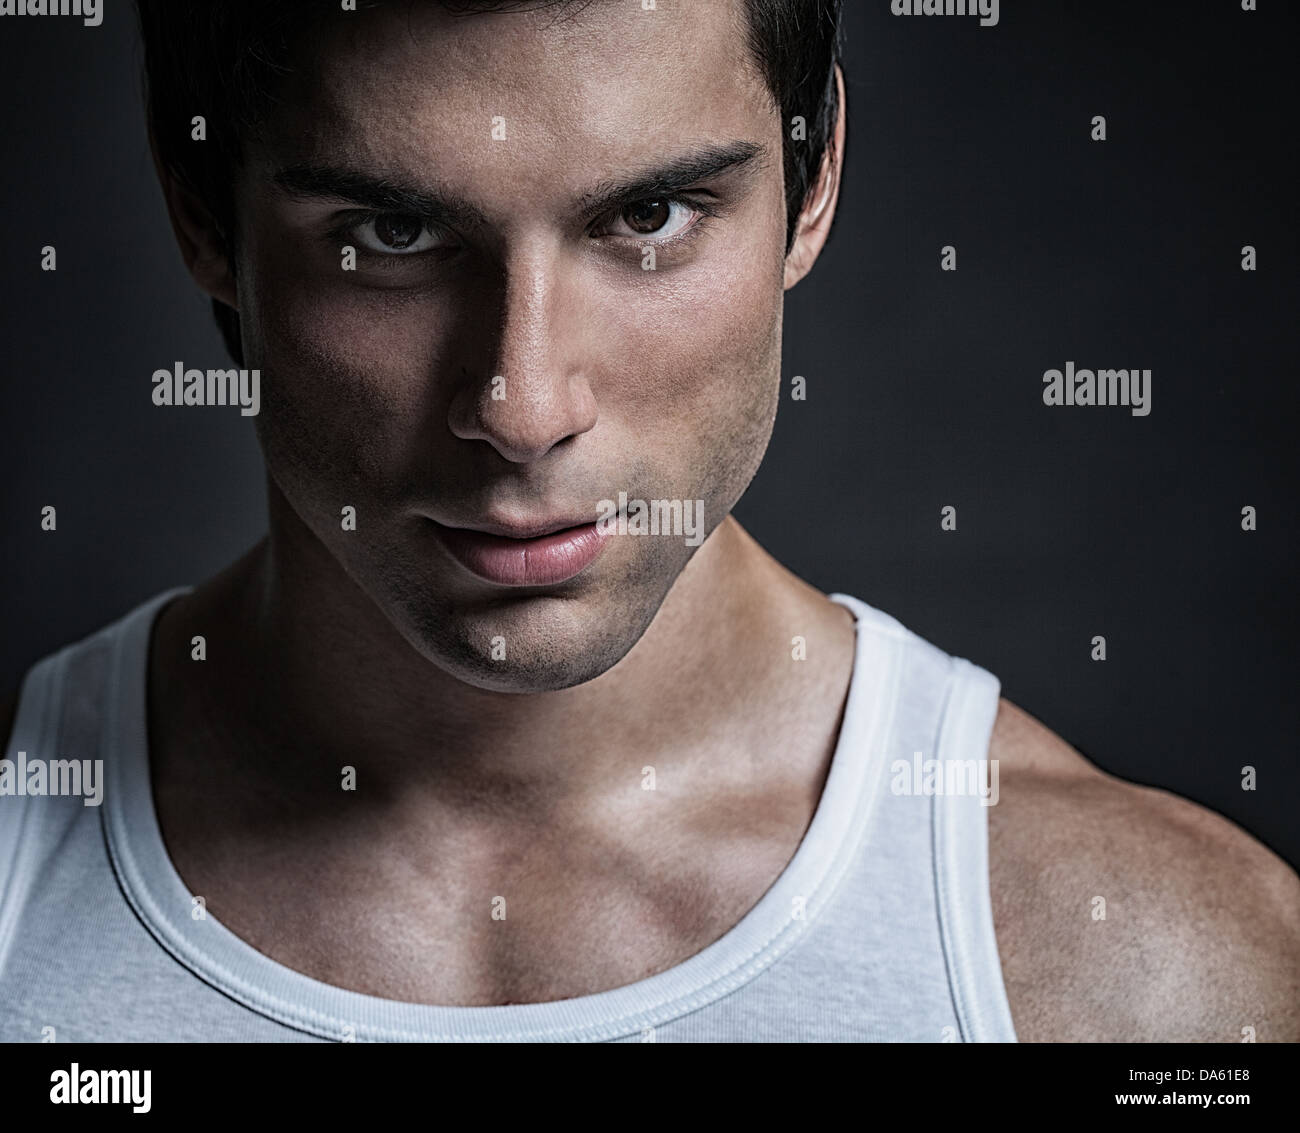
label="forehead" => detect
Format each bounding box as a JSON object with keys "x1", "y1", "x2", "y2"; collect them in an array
[{"x1": 260, "y1": 1, "x2": 775, "y2": 192}]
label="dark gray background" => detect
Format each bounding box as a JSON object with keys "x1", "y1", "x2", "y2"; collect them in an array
[{"x1": 2, "y1": 1, "x2": 1296, "y2": 865}]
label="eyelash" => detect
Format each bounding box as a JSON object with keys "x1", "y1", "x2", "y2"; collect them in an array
[
  {"x1": 590, "y1": 194, "x2": 720, "y2": 248},
  {"x1": 327, "y1": 212, "x2": 453, "y2": 257},
  {"x1": 327, "y1": 193, "x2": 720, "y2": 259}
]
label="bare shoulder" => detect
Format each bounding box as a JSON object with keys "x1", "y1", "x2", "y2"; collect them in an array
[{"x1": 987, "y1": 697, "x2": 1300, "y2": 1042}]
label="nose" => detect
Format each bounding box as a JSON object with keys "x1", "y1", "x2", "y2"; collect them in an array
[{"x1": 447, "y1": 242, "x2": 598, "y2": 463}]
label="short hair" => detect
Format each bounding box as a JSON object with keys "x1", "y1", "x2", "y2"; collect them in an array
[{"x1": 134, "y1": 0, "x2": 844, "y2": 364}]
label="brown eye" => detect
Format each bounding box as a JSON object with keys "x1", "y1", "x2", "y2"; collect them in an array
[
  {"x1": 603, "y1": 198, "x2": 698, "y2": 244},
  {"x1": 351, "y1": 213, "x2": 444, "y2": 255},
  {"x1": 373, "y1": 213, "x2": 425, "y2": 249},
  {"x1": 623, "y1": 200, "x2": 672, "y2": 234}
]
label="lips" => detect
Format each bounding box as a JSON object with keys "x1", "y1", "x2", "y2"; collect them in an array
[{"x1": 431, "y1": 518, "x2": 611, "y2": 586}]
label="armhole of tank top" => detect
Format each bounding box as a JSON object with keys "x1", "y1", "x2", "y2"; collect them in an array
[
  {"x1": 930, "y1": 658, "x2": 1019, "y2": 1043},
  {"x1": 0, "y1": 646, "x2": 72, "y2": 974}
]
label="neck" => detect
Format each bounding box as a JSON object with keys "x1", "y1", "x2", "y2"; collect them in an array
[{"x1": 184, "y1": 492, "x2": 824, "y2": 814}]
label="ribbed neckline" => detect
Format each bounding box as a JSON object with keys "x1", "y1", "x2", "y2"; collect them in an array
[{"x1": 101, "y1": 587, "x2": 898, "y2": 1042}]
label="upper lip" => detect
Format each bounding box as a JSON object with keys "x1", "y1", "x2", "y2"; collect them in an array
[{"x1": 431, "y1": 515, "x2": 598, "y2": 540}]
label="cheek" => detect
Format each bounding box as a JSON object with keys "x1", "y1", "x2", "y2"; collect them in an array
[
  {"x1": 237, "y1": 243, "x2": 454, "y2": 503},
  {"x1": 599, "y1": 232, "x2": 785, "y2": 489}
]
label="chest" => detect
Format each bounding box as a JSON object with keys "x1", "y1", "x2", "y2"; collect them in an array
[{"x1": 163, "y1": 798, "x2": 808, "y2": 1006}]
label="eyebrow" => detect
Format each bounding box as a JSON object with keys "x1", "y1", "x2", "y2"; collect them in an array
[
  {"x1": 273, "y1": 165, "x2": 487, "y2": 230},
  {"x1": 272, "y1": 141, "x2": 765, "y2": 229},
  {"x1": 576, "y1": 141, "x2": 765, "y2": 219}
]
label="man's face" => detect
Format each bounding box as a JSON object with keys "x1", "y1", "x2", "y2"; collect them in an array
[{"x1": 232, "y1": 0, "x2": 791, "y2": 691}]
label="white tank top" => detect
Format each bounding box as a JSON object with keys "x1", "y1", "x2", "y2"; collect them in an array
[{"x1": 0, "y1": 588, "x2": 1017, "y2": 1042}]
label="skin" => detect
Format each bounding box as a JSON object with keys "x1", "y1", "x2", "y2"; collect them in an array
[{"x1": 4, "y1": 0, "x2": 1298, "y2": 1037}]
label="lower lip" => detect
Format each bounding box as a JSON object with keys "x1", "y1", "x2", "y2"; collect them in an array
[{"x1": 434, "y1": 521, "x2": 611, "y2": 586}]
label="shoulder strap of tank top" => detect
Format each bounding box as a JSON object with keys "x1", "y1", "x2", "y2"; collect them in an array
[
  {"x1": 931, "y1": 657, "x2": 1018, "y2": 1042},
  {"x1": 0, "y1": 644, "x2": 72, "y2": 975}
]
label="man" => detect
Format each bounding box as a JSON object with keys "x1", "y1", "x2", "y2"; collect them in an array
[{"x1": 1, "y1": 0, "x2": 1296, "y2": 1042}]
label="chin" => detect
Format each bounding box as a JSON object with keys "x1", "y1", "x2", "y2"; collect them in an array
[
  {"x1": 435, "y1": 650, "x2": 619, "y2": 694},
  {"x1": 391, "y1": 587, "x2": 662, "y2": 695}
]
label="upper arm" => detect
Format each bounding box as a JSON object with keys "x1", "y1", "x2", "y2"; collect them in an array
[{"x1": 988, "y1": 699, "x2": 1300, "y2": 1042}]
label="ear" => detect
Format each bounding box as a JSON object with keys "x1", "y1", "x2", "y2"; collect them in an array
[
  {"x1": 783, "y1": 64, "x2": 847, "y2": 291},
  {"x1": 148, "y1": 126, "x2": 239, "y2": 310}
]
